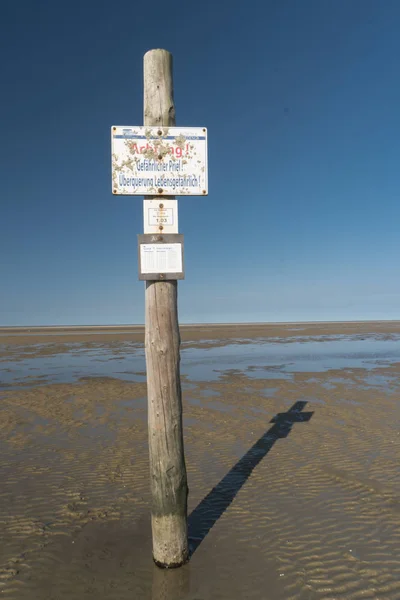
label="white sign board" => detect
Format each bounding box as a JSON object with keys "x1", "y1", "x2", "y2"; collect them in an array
[
  {"x1": 140, "y1": 244, "x2": 182, "y2": 274},
  {"x1": 111, "y1": 126, "x2": 208, "y2": 196},
  {"x1": 143, "y1": 199, "x2": 178, "y2": 234}
]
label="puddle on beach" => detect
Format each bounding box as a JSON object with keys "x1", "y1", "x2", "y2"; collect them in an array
[{"x1": 2, "y1": 335, "x2": 400, "y2": 391}]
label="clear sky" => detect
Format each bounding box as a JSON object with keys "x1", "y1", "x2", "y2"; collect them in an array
[{"x1": 1, "y1": 0, "x2": 400, "y2": 326}]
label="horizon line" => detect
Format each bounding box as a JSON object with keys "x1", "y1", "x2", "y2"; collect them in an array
[{"x1": 1, "y1": 318, "x2": 400, "y2": 330}]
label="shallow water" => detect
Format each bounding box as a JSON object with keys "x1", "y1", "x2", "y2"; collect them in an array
[{"x1": 2, "y1": 335, "x2": 400, "y2": 390}]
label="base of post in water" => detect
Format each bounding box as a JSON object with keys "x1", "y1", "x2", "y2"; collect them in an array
[
  {"x1": 151, "y1": 514, "x2": 189, "y2": 569},
  {"x1": 153, "y1": 556, "x2": 189, "y2": 569}
]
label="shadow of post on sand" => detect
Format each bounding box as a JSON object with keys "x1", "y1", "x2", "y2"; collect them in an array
[{"x1": 188, "y1": 400, "x2": 313, "y2": 555}]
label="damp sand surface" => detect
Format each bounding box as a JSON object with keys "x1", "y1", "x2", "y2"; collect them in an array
[
  {"x1": 2, "y1": 319, "x2": 400, "y2": 346},
  {"x1": 0, "y1": 324, "x2": 400, "y2": 598}
]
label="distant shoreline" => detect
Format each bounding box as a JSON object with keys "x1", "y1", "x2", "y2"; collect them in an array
[{"x1": 1, "y1": 319, "x2": 400, "y2": 333}]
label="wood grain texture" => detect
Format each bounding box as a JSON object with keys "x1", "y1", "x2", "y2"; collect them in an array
[{"x1": 143, "y1": 49, "x2": 188, "y2": 568}]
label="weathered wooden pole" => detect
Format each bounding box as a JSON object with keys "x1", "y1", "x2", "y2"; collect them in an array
[{"x1": 143, "y1": 49, "x2": 189, "y2": 568}]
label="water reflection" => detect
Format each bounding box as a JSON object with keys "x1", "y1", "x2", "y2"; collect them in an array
[{"x1": 152, "y1": 563, "x2": 190, "y2": 599}]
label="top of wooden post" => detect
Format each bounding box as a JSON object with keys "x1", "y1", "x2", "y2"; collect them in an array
[
  {"x1": 144, "y1": 49, "x2": 171, "y2": 57},
  {"x1": 144, "y1": 49, "x2": 175, "y2": 127}
]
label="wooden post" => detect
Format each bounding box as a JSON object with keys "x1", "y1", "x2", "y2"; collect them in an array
[{"x1": 143, "y1": 49, "x2": 189, "y2": 568}]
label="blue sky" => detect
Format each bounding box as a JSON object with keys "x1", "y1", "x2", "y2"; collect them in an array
[{"x1": 1, "y1": 0, "x2": 400, "y2": 325}]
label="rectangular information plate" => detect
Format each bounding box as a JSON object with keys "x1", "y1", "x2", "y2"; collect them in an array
[
  {"x1": 112, "y1": 126, "x2": 208, "y2": 196},
  {"x1": 143, "y1": 198, "x2": 178, "y2": 234},
  {"x1": 138, "y1": 234, "x2": 184, "y2": 280}
]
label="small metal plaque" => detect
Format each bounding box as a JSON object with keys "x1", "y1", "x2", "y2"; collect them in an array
[
  {"x1": 143, "y1": 198, "x2": 178, "y2": 234},
  {"x1": 138, "y1": 234, "x2": 184, "y2": 280}
]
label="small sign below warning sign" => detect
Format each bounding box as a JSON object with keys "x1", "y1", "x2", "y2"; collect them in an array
[
  {"x1": 137, "y1": 234, "x2": 184, "y2": 280},
  {"x1": 143, "y1": 199, "x2": 178, "y2": 234}
]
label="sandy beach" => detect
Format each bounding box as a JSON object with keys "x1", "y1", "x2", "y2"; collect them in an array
[{"x1": 1, "y1": 323, "x2": 400, "y2": 599}]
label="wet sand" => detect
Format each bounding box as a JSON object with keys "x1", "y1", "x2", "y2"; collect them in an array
[
  {"x1": 2, "y1": 320, "x2": 400, "y2": 346},
  {"x1": 1, "y1": 324, "x2": 400, "y2": 599}
]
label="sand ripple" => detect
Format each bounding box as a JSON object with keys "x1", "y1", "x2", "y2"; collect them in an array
[{"x1": 0, "y1": 356, "x2": 399, "y2": 598}]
